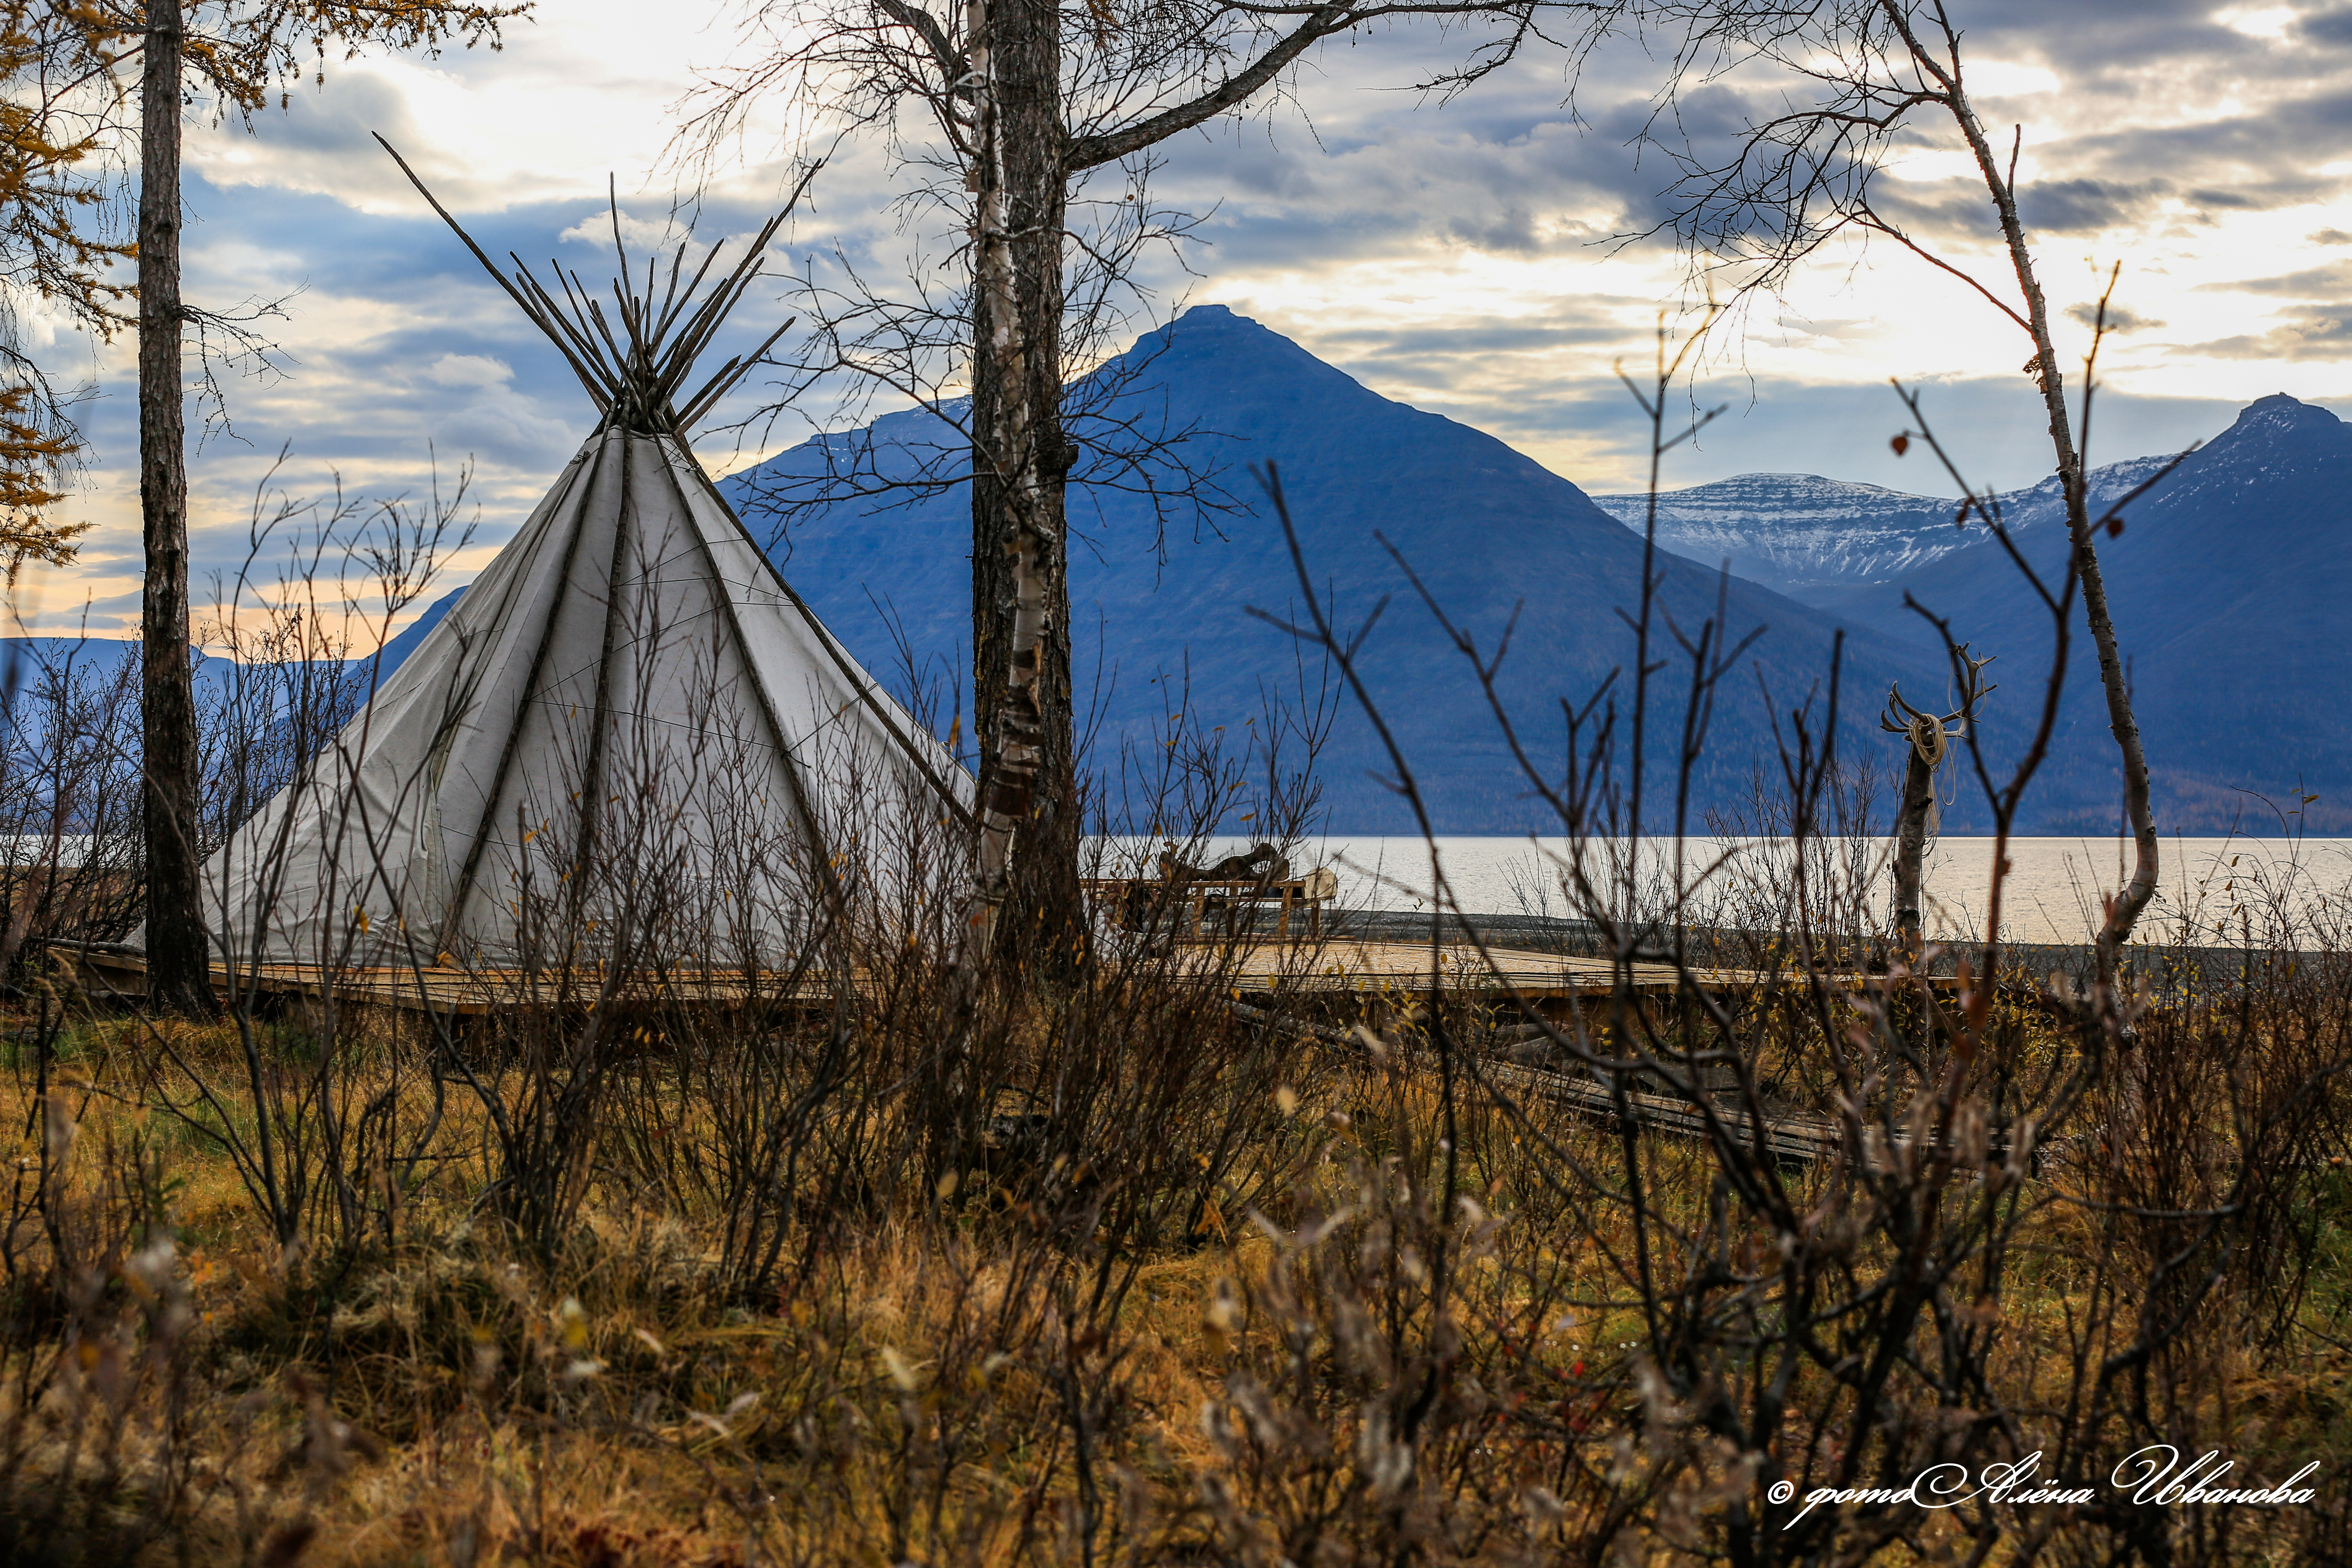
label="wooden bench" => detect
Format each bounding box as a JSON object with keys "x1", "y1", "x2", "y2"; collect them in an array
[{"x1": 1086, "y1": 867, "x2": 1339, "y2": 941}]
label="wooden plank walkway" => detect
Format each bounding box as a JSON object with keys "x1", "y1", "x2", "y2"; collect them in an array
[
  {"x1": 1231, "y1": 996, "x2": 2007, "y2": 1168},
  {"x1": 58, "y1": 937, "x2": 1941, "y2": 1017},
  {"x1": 64, "y1": 942, "x2": 2014, "y2": 1170},
  {"x1": 58, "y1": 948, "x2": 830, "y2": 1016},
  {"x1": 1214, "y1": 939, "x2": 1768, "y2": 999},
  {"x1": 1482, "y1": 1059, "x2": 1842, "y2": 1163},
  {"x1": 1480, "y1": 1058, "x2": 2037, "y2": 1171}
]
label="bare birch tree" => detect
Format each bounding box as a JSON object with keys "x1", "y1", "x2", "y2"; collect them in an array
[
  {"x1": 1642, "y1": 0, "x2": 2166, "y2": 976},
  {"x1": 696, "y1": 0, "x2": 1626, "y2": 970}
]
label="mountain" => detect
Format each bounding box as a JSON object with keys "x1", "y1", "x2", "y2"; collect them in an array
[
  {"x1": 1590, "y1": 456, "x2": 2178, "y2": 598},
  {"x1": 1769, "y1": 394, "x2": 2352, "y2": 832},
  {"x1": 709, "y1": 304, "x2": 1938, "y2": 833},
  {"x1": 373, "y1": 589, "x2": 463, "y2": 671},
  {"x1": 0, "y1": 598, "x2": 459, "y2": 773},
  {"x1": 0, "y1": 597, "x2": 462, "y2": 707},
  {"x1": 41, "y1": 325, "x2": 2342, "y2": 838}
]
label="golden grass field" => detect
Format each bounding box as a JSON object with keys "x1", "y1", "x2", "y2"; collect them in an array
[{"x1": 0, "y1": 959, "x2": 2345, "y2": 1566}]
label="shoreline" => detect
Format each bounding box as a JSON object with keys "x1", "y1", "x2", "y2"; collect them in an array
[{"x1": 1294, "y1": 908, "x2": 2328, "y2": 987}]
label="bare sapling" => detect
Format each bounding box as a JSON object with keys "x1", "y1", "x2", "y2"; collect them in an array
[
  {"x1": 134, "y1": 463, "x2": 469, "y2": 1252},
  {"x1": 1648, "y1": 1, "x2": 2189, "y2": 977},
  {"x1": 1878, "y1": 644, "x2": 1992, "y2": 955},
  {"x1": 1891, "y1": 16, "x2": 2163, "y2": 974}
]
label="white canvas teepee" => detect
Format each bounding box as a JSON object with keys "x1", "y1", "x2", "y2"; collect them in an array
[{"x1": 150, "y1": 162, "x2": 971, "y2": 969}]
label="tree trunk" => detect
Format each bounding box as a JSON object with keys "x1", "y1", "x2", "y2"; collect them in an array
[
  {"x1": 969, "y1": 0, "x2": 1080, "y2": 978},
  {"x1": 1891, "y1": 742, "x2": 1935, "y2": 954},
  {"x1": 1942, "y1": 67, "x2": 2156, "y2": 981},
  {"x1": 138, "y1": 0, "x2": 209, "y2": 1017}
]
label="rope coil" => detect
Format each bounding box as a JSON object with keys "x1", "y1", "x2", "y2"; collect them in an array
[{"x1": 1906, "y1": 712, "x2": 1950, "y2": 768}]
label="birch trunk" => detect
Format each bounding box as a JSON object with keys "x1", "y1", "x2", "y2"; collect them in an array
[
  {"x1": 1935, "y1": 44, "x2": 2157, "y2": 980},
  {"x1": 967, "y1": 0, "x2": 1080, "y2": 976},
  {"x1": 138, "y1": 0, "x2": 210, "y2": 1016}
]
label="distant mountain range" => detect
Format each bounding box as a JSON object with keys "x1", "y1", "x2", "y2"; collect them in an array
[
  {"x1": 1593, "y1": 394, "x2": 2352, "y2": 832},
  {"x1": 0, "y1": 611, "x2": 453, "y2": 704},
  {"x1": 1589, "y1": 457, "x2": 2177, "y2": 598},
  {"x1": 23, "y1": 317, "x2": 2347, "y2": 837},
  {"x1": 1780, "y1": 394, "x2": 2352, "y2": 832}
]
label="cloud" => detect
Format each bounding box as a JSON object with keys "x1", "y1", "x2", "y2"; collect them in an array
[
  {"x1": 2185, "y1": 310, "x2": 2352, "y2": 360},
  {"x1": 2304, "y1": 7, "x2": 2352, "y2": 47},
  {"x1": 425, "y1": 353, "x2": 513, "y2": 388},
  {"x1": 1443, "y1": 206, "x2": 1545, "y2": 255},
  {"x1": 23, "y1": 0, "x2": 2352, "y2": 633},
  {"x1": 1774, "y1": 315, "x2": 1871, "y2": 341},
  {"x1": 1156, "y1": 105, "x2": 1643, "y2": 271},
  {"x1": 1477, "y1": 373, "x2": 2250, "y2": 496},
  {"x1": 2064, "y1": 302, "x2": 2166, "y2": 332},
  {"x1": 2210, "y1": 260, "x2": 2352, "y2": 296},
  {"x1": 185, "y1": 0, "x2": 813, "y2": 217},
  {"x1": 2021, "y1": 178, "x2": 2176, "y2": 233}
]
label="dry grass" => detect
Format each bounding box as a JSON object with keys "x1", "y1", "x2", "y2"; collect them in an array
[{"x1": 0, "y1": 954, "x2": 2339, "y2": 1568}]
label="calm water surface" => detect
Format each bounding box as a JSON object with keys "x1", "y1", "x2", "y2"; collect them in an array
[{"x1": 1106, "y1": 836, "x2": 2352, "y2": 949}]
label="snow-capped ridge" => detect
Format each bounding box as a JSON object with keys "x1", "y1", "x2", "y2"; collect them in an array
[{"x1": 1592, "y1": 451, "x2": 2185, "y2": 597}]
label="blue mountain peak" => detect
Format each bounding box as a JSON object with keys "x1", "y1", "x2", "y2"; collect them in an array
[
  {"x1": 2215, "y1": 392, "x2": 2342, "y2": 445},
  {"x1": 1117, "y1": 301, "x2": 1376, "y2": 407}
]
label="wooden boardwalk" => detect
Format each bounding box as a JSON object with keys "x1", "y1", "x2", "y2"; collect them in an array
[
  {"x1": 58, "y1": 935, "x2": 1933, "y2": 1018},
  {"x1": 1215, "y1": 939, "x2": 1766, "y2": 999},
  {"x1": 1481, "y1": 1060, "x2": 1844, "y2": 1163},
  {"x1": 63, "y1": 941, "x2": 2007, "y2": 1169},
  {"x1": 58, "y1": 947, "x2": 828, "y2": 1016}
]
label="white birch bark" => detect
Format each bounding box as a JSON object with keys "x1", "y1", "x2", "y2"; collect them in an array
[{"x1": 959, "y1": 0, "x2": 1048, "y2": 975}]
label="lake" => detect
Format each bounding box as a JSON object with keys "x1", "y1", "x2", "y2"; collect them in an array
[{"x1": 1102, "y1": 835, "x2": 2352, "y2": 949}]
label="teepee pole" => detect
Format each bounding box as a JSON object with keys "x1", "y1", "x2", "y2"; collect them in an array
[
  {"x1": 568, "y1": 433, "x2": 639, "y2": 934},
  {"x1": 374, "y1": 137, "x2": 618, "y2": 413},
  {"x1": 439, "y1": 435, "x2": 619, "y2": 950},
  {"x1": 648, "y1": 443, "x2": 852, "y2": 920}
]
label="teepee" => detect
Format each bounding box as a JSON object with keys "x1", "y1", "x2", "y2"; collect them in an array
[{"x1": 156, "y1": 157, "x2": 972, "y2": 969}]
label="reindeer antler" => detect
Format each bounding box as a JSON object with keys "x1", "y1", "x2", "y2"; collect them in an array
[
  {"x1": 1883, "y1": 644, "x2": 1999, "y2": 735},
  {"x1": 1881, "y1": 685, "x2": 1934, "y2": 734},
  {"x1": 1942, "y1": 643, "x2": 1998, "y2": 730}
]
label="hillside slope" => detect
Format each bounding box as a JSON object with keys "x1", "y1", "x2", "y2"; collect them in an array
[
  {"x1": 1809, "y1": 395, "x2": 2352, "y2": 831},
  {"x1": 718, "y1": 305, "x2": 1936, "y2": 832}
]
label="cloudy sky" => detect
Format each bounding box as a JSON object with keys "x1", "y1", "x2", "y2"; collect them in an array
[{"x1": 15, "y1": 0, "x2": 2352, "y2": 637}]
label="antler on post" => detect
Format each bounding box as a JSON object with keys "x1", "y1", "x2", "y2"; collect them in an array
[
  {"x1": 1884, "y1": 645, "x2": 2000, "y2": 736},
  {"x1": 1881, "y1": 683, "x2": 1933, "y2": 733},
  {"x1": 1940, "y1": 643, "x2": 1999, "y2": 731}
]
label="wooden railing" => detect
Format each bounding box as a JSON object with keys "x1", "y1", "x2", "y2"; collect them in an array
[{"x1": 1084, "y1": 866, "x2": 1339, "y2": 940}]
